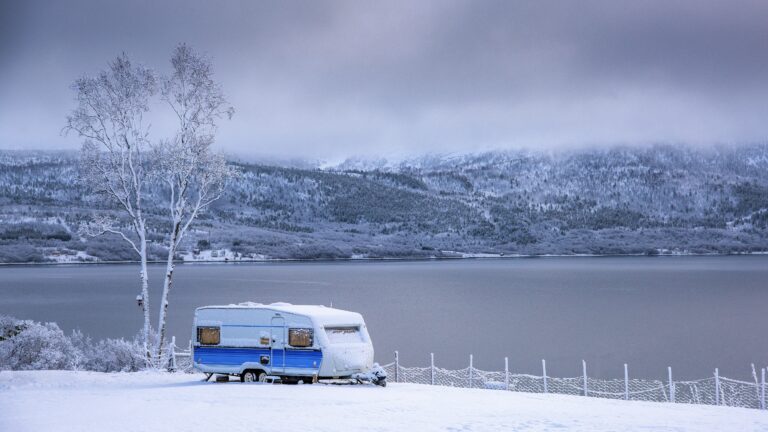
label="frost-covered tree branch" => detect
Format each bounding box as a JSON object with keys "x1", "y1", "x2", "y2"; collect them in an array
[
  {"x1": 64, "y1": 54, "x2": 156, "y2": 360},
  {"x1": 79, "y1": 215, "x2": 141, "y2": 256},
  {"x1": 63, "y1": 45, "x2": 237, "y2": 363},
  {"x1": 154, "y1": 44, "x2": 237, "y2": 357}
]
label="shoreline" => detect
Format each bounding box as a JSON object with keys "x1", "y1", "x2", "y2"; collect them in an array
[{"x1": 2, "y1": 250, "x2": 767, "y2": 267}]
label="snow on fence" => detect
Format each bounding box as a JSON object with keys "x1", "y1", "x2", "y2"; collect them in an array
[
  {"x1": 168, "y1": 337, "x2": 193, "y2": 373},
  {"x1": 381, "y1": 351, "x2": 768, "y2": 411},
  {"x1": 168, "y1": 342, "x2": 766, "y2": 410}
]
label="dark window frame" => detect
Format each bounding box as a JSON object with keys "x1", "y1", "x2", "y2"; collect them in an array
[
  {"x1": 325, "y1": 326, "x2": 360, "y2": 334},
  {"x1": 197, "y1": 326, "x2": 220, "y2": 345},
  {"x1": 288, "y1": 328, "x2": 314, "y2": 348}
]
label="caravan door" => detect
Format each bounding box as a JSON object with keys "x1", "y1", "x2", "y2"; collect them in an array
[{"x1": 270, "y1": 316, "x2": 286, "y2": 374}]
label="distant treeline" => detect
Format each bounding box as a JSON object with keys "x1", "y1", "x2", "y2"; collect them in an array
[{"x1": 1, "y1": 145, "x2": 767, "y2": 263}]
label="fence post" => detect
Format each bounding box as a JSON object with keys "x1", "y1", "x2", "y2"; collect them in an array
[
  {"x1": 469, "y1": 354, "x2": 474, "y2": 388},
  {"x1": 504, "y1": 357, "x2": 509, "y2": 391},
  {"x1": 169, "y1": 336, "x2": 177, "y2": 371},
  {"x1": 542, "y1": 359, "x2": 548, "y2": 394},
  {"x1": 624, "y1": 363, "x2": 629, "y2": 400},
  {"x1": 714, "y1": 368, "x2": 720, "y2": 406},
  {"x1": 582, "y1": 360, "x2": 588, "y2": 397},
  {"x1": 668, "y1": 366, "x2": 675, "y2": 403},
  {"x1": 761, "y1": 368, "x2": 766, "y2": 410},
  {"x1": 395, "y1": 351, "x2": 399, "y2": 383},
  {"x1": 752, "y1": 364, "x2": 761, "y2": 408},
  {"x1": 430, "y1": 353, "x2": 435, "y2": 385}
]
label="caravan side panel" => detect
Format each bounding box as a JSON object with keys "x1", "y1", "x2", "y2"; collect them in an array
[
  {"x1": 194, "y1": 347, "x2": 322, "y2": 375},
  {"x1": 192, "y1": 307, "x2": 322, "y2": 376}
]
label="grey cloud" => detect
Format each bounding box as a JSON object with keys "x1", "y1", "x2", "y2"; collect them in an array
[{"x1": 2, "y1": 0, "x2": 768, "y2": 159}]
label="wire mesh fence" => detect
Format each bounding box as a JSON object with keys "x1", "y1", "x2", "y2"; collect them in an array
[
  {"x1": 381, "y1": 352, "x2": 768, "y2": 411},
  {"x1": 169, "y1": 341, "x2": 766, "y2": 411}
]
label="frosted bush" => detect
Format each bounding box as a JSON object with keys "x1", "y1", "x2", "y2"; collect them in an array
[
  {"x1": 0, "y1": 315, "x2": 78, "y2": 370},
  {"x1": 0, "y1": 315, "x2": 148, "y2": 372},
  {"x1": 70, "y1": 330, "x2": 146, "y2": 372}
]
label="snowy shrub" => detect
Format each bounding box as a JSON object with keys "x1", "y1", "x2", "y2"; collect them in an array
[
  {"x1": 70, "y1": 330, "x2": 146, "y2": 372},
  {"x1": 0, "y1": 315, "x2": 23, "y2": 340},
  {"x1": 0, "y1": 315, "x2": 149, "y2": 372},
  {"x1": 0, "y1": 315, "x2": 78, "y2": 370}
]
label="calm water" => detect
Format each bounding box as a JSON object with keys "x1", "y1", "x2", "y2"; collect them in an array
[{"x1": 1, "y1": 256, "x2": 767, "y2": 380}]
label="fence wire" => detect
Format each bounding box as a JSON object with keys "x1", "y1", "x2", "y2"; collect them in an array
[
  {"x1": 171, "y1": 345, "x2": 766, "y2": 411},
  {"x1": 383, "y1": 355, "x2": 767, "y2": 411}
]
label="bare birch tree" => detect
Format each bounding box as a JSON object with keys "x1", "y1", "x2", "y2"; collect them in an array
[
  {"x1": 64, "y1": 54, "x2": 156, "y2": 360},
  {"x1": 154, "y1": 44, "x2": 236, "y2": 357}
]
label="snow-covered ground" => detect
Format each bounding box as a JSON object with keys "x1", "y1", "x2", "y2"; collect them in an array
[
  {"x1": 180, "y1": 248, "x2": 264, "y2": 262},
  {"x1": 45, "y1": 249, "x2": 97, "y2": 263},
  {"x1": 1, "y1": 371, "x2": 766, "y2": 432}
]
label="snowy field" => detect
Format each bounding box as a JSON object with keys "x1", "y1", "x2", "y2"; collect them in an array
[{"x1": 1, "y1": 371, "x2": 766, "y2": 432}]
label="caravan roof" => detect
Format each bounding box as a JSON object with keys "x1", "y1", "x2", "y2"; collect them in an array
[{"x1": 196, "y1": 302, "x2": 364, "y2": 327}]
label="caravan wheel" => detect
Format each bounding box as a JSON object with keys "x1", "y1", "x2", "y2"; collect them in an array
[{"x1": 241, "y1": 370, "x2": 265, "y2": 383}]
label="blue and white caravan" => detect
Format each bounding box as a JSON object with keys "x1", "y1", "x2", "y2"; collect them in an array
[{"x1": 192, "y1": 302, "x2": 386, "y2": 386}]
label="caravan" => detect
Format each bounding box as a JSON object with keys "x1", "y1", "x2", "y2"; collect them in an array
[{"x1": 192, "y1": 302, "x2": 385, "y2": 385}]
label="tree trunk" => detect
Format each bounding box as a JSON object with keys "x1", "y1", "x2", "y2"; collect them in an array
[
  {"x1": 155, "y1": 221, "x2": 180, "y2": 360},
  {"x1": 139, "y1": 230, "x2": 151, "y2": 362}
]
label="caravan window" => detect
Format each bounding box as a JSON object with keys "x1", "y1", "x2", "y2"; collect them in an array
[
  {"x1": 288, "y1": 328, "x2": 313, "y2": 347},
  {"x1": 197, "y1": 327, "x2": 220, "y2": 345},
  {"x1": 325, "y1": 326, "x2": 363, "y2": 343}
]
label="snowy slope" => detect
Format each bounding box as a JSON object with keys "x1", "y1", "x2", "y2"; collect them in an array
[
  {"x1": 1, "y1": 371, "x2": 766, "y2": 432},
  {"x1": 3, "y1": 145, "x2": 768, "y2": 263}
]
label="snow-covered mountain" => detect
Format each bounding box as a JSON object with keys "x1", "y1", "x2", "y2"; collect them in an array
[{"x1": 1, "y1": 145, "x2": 767, "y2": 263}]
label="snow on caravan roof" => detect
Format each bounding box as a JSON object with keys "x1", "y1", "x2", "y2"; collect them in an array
[{"x1": 196, "y1": 302, "x2": 364, "y2": 326}]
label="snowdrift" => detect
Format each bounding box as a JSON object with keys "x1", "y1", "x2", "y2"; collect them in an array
[{"x1": 1, "y1": 371, "x2": 766, "y2": 432}]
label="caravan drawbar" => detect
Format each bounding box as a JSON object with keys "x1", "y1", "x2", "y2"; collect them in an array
[{"x1": 192, "y1": 302, "x2": 384, "y2": 385}]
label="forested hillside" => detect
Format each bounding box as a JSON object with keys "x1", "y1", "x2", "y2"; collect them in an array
[{"x1": 1, "y1": 145, "x2": 767, "y2": 263}]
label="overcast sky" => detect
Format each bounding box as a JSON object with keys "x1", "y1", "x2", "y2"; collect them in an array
[{"x1": 2, "y1": 0, "x2": 768, "y2": 160}]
